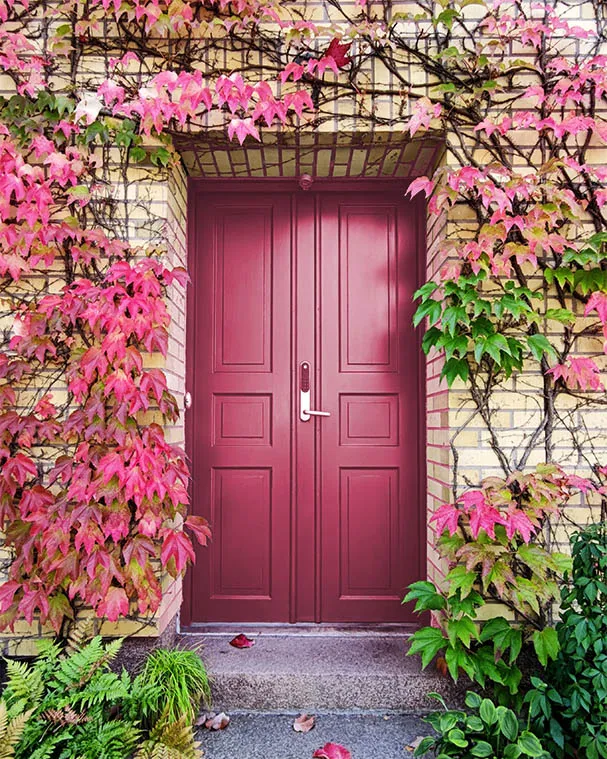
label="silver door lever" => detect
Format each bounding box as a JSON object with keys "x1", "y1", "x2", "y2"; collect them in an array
[{"x1": 300, "y1": 362, "x2": 331, "y2": 422}]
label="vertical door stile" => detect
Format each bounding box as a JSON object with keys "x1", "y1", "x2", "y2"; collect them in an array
[{"x1": 294, "y1": 191, "x2": 317, "y2": 622}]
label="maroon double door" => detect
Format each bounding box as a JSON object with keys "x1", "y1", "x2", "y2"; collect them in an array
[{"x1": 184, "y1": 182, "x2": 424, "y2": 626}]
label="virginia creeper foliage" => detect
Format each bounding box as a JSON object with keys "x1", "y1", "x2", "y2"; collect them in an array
[{"x1": 2, "y1": 0, "x2": 607, "y2": 637}]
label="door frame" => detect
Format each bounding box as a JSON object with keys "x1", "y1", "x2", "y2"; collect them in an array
[{"x1": 181, "y1": 177, "x2": 427, "y2": 630}]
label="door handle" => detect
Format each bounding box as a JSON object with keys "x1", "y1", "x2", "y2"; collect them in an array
[{"x1": 300, "y1": 361, "x2": 331, "y2": 422}]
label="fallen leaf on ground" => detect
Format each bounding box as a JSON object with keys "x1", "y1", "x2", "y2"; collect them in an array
[
  {"x1": 313, "y1": 743, "x2": 352, "y2": 759},
  {"x1": 293, "y1": 714, "x2": 315, "y2": 733},
  {"x1": 204, "y1": 712, "x2": 230, "y2": 730},
  {"x1": 435, "y1": 656, "x2": 448, "y2": 677},
  {"x1": 229, "y1": 633, "x2": 255, "y2": 649}
]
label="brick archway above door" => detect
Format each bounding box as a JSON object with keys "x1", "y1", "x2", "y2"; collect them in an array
[{"x1": 182, "y1": 179, "x2": 426, "y2": 627}]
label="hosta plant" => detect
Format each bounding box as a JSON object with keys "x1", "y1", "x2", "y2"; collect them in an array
[{"x1": 414, "y1": 692, "x2": 550, "y2": 759}]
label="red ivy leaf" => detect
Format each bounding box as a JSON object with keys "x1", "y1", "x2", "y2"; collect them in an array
[
  {"x1": 326, "y1": 38, "x2": 352, "y2": 68},
  {"x1": 185, "y1": 515, "x2": 211, "y2": 546},
  {"x1": 160, "y1": 530, "x2": 196, "y2": 573},
  {"x1": 229, "y1": 633, "x2": 255, "y2": 649},
  {"x1": 313, "y1": 743, "x2": 352, "y2": 759},
  {"x1": 97, "y1": 586, "x2": 129, "y2": 622}
]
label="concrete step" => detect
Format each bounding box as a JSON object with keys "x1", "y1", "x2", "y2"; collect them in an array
[
  {"x1": 197, "y1": 710, "x2": 428, "y2": 759},
  {"x1": 180, "y1": 632, "x2": 465, "y2": 711}
]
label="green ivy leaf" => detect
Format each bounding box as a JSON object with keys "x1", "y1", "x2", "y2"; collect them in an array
[
  {"x1": 413, "y1": 298, "x2": 442, "y2": 328},
  {"x1": 441, "y1": 357, "x2": 469, "y2": 386},
  {"x1": 532, "y1": 627, "x2": 560, "y2": 667},
  {"x1": 407, "y1": 627, "x2": 447, "y2": 669},
  {"x1": 414, "y1": 281, "x2": 438, "y2": 301},
  {"x1": 545, "y1": 308, "x2": 575, "y2": 324},
  {"x1": 403, "y1": 581, "x2": 446, "y2": 612},
  {"x1": 527, "y1": 334, "x2": 556, "y2": 362},
  {"x1": 447, "y1": 617, "x2": 479, "y2": 649}
]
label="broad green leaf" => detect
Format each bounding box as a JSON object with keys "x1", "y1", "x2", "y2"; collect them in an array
[
  {"x1": 479, "y1": 698, "x2": 498, "y2": 725},
  {"x1": 471, "y1": 741, "x2": 493, "y2": 757},
  {"x1": 447, "y1": 617, "x2": 478, "y2": 649},
  {"x1": 407, "y1": 627, "x2": 447, "y2": 669},
  {"x1": 403, "y1": 581, "x2": 446, "y2": 612},
  {"x1": 532, "y1": 627, "x2": 560, "y2": 667},
  {"x1": 498, "y1": 708, "x2": 519, "y2": 741},
  {"x1": 517, "y1": 731, "x2": 545, "y2": 757},
  {"x1": 527, "y1": 334, "x2": 556, "y2": 362}
]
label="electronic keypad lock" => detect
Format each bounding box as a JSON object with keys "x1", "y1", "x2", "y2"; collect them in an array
[{"x1": 299, "y1": 362, "x2": 331, "y2": 422}]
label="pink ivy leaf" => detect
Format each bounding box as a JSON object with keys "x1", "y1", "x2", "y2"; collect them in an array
[
  {"x1": 229, "y1": 633, "x2": 255, "y2": 649},
  {"x1": 280, "y1": 62, "x2": 305, "y2": 83},
  {"x1": 585, "y1": 291, "x2": 607, "y2": 324},
  {"x1": 313, "y1": 744, "x2": 352, "y2": 759},
  {"x1": 227, "y1": 117, "x2": 260, "y2": 145},
  {"x1": 503, "y1": 508, "x2": 537, "y2": 543},
  {"x1": 547, "y1": 358, "x2": 604, "y2": 392},
  {"x1": 566, "y1": 474, "x2": 595, "y2": 494},
  {"x1": 160, "y1": 530, "x2": 196, "y2": 573},
  {"x1": 430, "y1": 503, "x2": 461, "y2": 536},
  {"x1": 325, "y1": 38, "x2": 352, "y2": 68},
  {"x1": 407, "y1": 176, "x2": 435, "y2": 199}
]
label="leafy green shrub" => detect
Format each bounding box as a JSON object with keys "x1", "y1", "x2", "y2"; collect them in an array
[
  {"x1": 404, "y1": 467, "x2": 575, "y2": 705},
  {"x1": 526, "y1": 523, "x2": 607, "y2": 759},
  {"x1": 1, "y1": 630, "x2": 206, "y2": 759},
  {"x1": 414, "y1": 692, "x2": 550, "y2": 759},
  {"x1": 139, "y1": 648, "x2": 210, "y2": 726}
]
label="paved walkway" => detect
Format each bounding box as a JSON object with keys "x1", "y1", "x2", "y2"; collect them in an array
[{"x1": 198, "y1": 711, "x2": 428, "y2": 759}]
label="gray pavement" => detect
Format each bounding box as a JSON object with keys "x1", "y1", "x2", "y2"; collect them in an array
[{"x1": 197, "y1": 711, "x2": 429, "y2": 759}]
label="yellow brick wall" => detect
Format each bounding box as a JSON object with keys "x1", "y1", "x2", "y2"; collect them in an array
[{"x1": 3, "y1": 0, "x2": 604, "y2": 647}]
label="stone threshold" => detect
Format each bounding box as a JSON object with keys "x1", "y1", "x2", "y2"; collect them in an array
[{"x1": 181, "y1": 623, "x2": 416, "y2": 637}]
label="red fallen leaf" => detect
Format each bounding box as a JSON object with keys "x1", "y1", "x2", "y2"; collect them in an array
[
  {"x1": 229, "y1": 633, "x2": 255, "y2": 649},
  {"x1": 326, "y1": 38, "x2": 352, "y2": 68},
  {"x1": 313, "y1": 743, "x2": 352, "y2": 759},
  {"x1": 293, "y1": 714, "x2": 316, "y2": 733},
  {"x1": 204, "y1": 712, "x2": 230, "y2": 730},
  {"x1": 435, "y1": 656, "x2": 449, "y2": 677}
]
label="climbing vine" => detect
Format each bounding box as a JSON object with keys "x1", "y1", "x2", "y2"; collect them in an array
[{"x1": 2, "y1": 0, "x2": 607, "y2": 636}]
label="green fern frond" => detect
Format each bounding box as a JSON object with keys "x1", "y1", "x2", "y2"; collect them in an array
[
  {"x1": 69, "y1": 671, "x2": 129, "y2": 710},
  {"x1": 52, "y1": 636, "x2": 123, "y2": 692},
  {"x1": 135, "y1": 715, "x2": 202, "y2": 759},
  {"x1": 0, "y1": 706, "x2": 34, "y2": 759},
  {"x1": 69, "y1": 719, "x2": 140, "y2": 759},
  {"x1": 4, "y1": 660, "x2": 44, "y2": 711}
]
